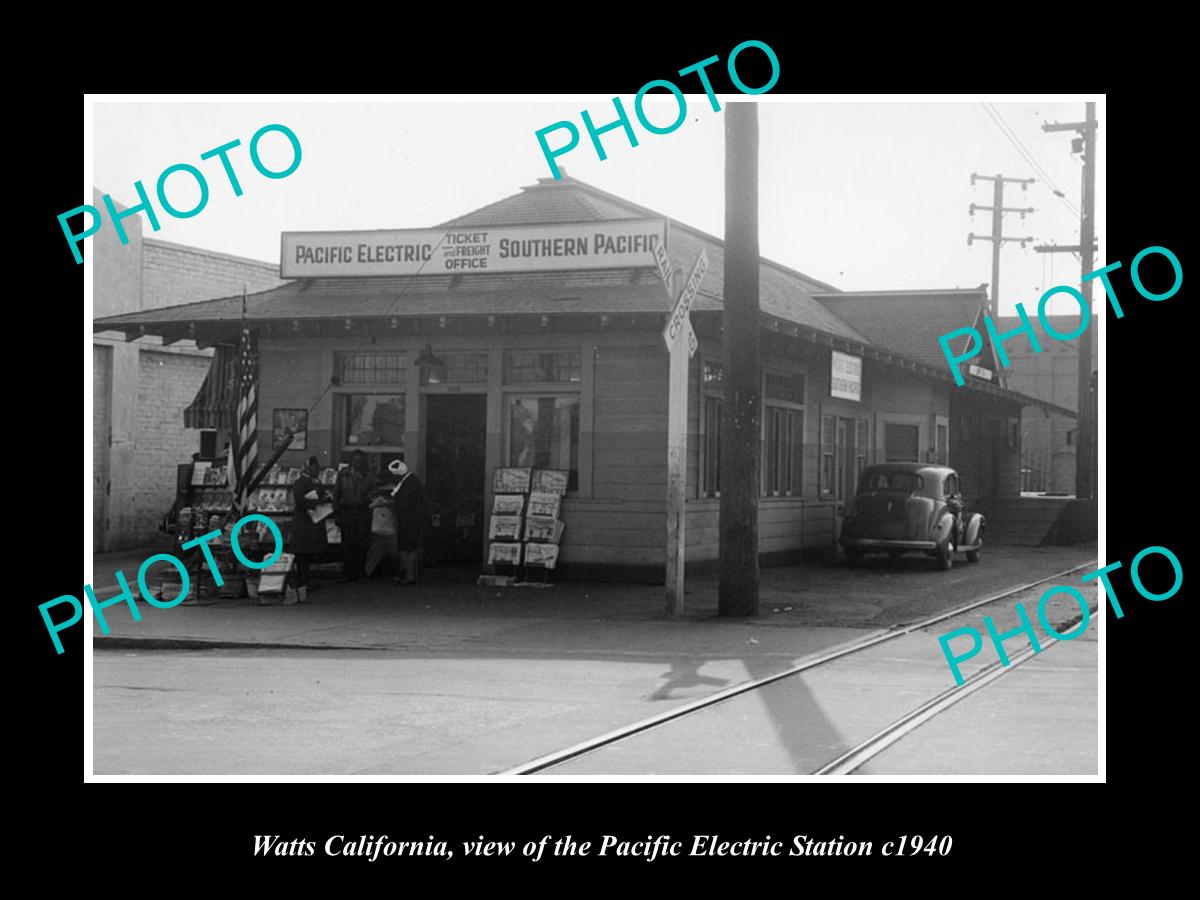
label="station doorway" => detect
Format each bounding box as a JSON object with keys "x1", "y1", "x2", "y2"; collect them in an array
[{"x1": 423, "y1": 394, "x2": 487, "y2": 567}]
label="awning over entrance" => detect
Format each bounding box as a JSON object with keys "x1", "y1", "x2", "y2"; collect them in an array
[{"x1": 183, "y1": 343, "x2": 237, "y2": 430}]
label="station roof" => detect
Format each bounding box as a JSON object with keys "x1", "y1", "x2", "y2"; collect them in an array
[
  {"x1": 92, "y1": 175, "x2": 1071, "y2": 415},
  {"x1": 812, "y1": 288, "x2": 994, "y2": 369},
  {"x1": 93, "y1": 174, "x2": 862, "y2": 342}
]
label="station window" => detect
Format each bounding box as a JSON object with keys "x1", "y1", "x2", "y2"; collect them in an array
[
  {"x1": 764, "y1": 371, "x2": 804, "y2": 404},
  {"x1": 700, "y1": 357, "x2": 725, "y2": 498},
  {"x1": 341, "y1": 394, "x2": 406, "y2": 450},
  {"x1": 338, "y1": 352, "x2": 406, "y2": 385},
  {"x1": 505, "y1": 351, "x2": 581, "y2": 384},
  {"x1": 764, "y1": 407, "x2": 800, "y2": 496},
  {"x1": 702, "y1": 397, "x2": 722, "y2": 497},
  {"x1": 420, "y1": 351, "x2": 488, "y2": 386},
  {"x1": 762, "y1": 369, "x2": 804, "y2": 497},
  {"x1": 936, "y1": 423, "x2": 948, "y2": 465},
  {"x1": 820, "y1": 414, "x2": 836, "y2": 496},
  {"x1": 508, "y1": 396, "x2": 579, "y2": 491}
]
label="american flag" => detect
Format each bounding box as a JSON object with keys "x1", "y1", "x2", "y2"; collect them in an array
[{"x1": 230, "y1": 287, "x2": 258, "y2": 515}]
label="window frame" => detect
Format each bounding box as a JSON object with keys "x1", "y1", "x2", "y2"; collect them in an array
[
  {"x1": 761, "y1": 368, "x2": 805, "y2": 498},
  {"x1": 501, "y1": 349, "x2": 584, "y2": 495},
  {"x1": 335, "y1": 350, "x2": 408, "y2": 386},
  {"x1": 856, "y1": 418, "x2": 871, "y2": 485},
  {"x1": 337, "y1": 392, "x2": 408, "y2": 453},
  {"x1": 504, "y1": 350, "x2": 582, "y2": 387},
  {"x1": 504, "y1": 393, "x2": 582, "y2": 493},
  {"x1": 699, "y1": 356, "x2": 725, "y2": 499}
]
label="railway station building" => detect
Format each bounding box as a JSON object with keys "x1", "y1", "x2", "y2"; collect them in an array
[{"x1": 94, "y1": 175, "x2": 1075, "y2": 581}]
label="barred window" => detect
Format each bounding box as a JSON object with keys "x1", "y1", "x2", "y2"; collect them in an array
[
  {"x1": 764, "y1": 407, "x2": 801, "y2": 496},
  {"x1": 505, "y1": 351, "x2": 581, "y2": 384},
  {"x1": 703, "y1": 360, "x2": 724, "y2": 386},
  {"x1": 821, "y1": 414, "x2": 836, "y2": 496},
  {"x1": 338, "y1": 352, "x2": 406, "y2": 385},
  {"x1": 703, "y1": 397, "x2": 722, "y2": 497}
]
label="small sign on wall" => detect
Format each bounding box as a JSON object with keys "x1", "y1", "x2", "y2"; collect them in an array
[
  {"x1": 273, "y1": 409, "x2": 308, "y2": 450},
  {"x1": 831, "y1": 351, "x2": 862, "y2": 402}
]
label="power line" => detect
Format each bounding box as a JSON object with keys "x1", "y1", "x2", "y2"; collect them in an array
[
  {"x1": 982, "y1": 103, "x2": 1066, "y2": 201},
  {"x1": 983, "y1": 103, "x2": 1080, "y2": 219},
  {"x1": 986, "y1": 104, "x2": 1079, "y2": 213},
  {"x1": 982, "y1": 103, "x2": 1080, "y2": 219},
  {"x1": 980, "y1": 103, "x2": 1080, "y2": 219}
]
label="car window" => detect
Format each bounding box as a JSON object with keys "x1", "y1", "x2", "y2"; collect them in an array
[
  {"x1": 944, "y1": 474, "x2": 958, "y2": 496},
  {"x1": 862, "y1": 472, "x2": 923, "y2": 492}
]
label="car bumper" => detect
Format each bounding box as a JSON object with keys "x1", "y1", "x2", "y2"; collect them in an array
[{"x1": 841, "y1": 538, "x2": 938, "y2": 551}]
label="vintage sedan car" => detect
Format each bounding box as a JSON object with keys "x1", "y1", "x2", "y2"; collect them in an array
[{"x1": 839, "y1": 463, "x2": 984, "y2": 570}]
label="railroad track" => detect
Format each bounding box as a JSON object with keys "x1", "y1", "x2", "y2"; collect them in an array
[{"x1": 497, "y1": 562, "x2": 1098, "y2": 776}]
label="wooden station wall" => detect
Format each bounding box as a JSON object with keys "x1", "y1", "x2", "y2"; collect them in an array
[{"x1": 255, "y1": 326, "x2": 980, "y2": 582}]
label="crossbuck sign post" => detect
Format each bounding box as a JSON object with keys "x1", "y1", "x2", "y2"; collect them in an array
[{"x1": 660, "y1": 246, "x2": 707, "y2": 614}]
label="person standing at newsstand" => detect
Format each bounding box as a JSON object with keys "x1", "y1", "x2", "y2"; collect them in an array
[
  {"x1": 389, "y1": 459, "x2": 428, "y2": 585},
  {"x1": 334, "y1": 449, "x2": 376, "y2": 583},
  {"x1": 290, "y1": 455, "x2": 329, "y2": 603}
]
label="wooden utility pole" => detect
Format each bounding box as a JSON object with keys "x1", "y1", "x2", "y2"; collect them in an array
[
  {"x1": 968, "y1": 174, "x2": 1035, "y2": 381},
  {"x1": 1042, "y1": 103, "x2": 1098, "y2": 501},
  {"x1": 718, "y1": 102, "x2": 760, "y2": 617}
]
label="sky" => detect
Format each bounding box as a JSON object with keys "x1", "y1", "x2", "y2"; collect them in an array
[{"x1": 92, "y1": 97, "x2": 1103, "y2": 317}]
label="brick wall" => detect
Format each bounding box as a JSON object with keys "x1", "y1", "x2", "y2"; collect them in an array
[
  {"x1": 133, "y1": 350, "x2": 212, "y2": 545},
  {"x1": 93, "y1": 211, "x2": 288, "y2": 549},
  {"x1": 93, "y1": 345, "x2": 112, "y2": 541},
  {"x1": 142, "y1": 239, "x2": 284, "y2": 309}
]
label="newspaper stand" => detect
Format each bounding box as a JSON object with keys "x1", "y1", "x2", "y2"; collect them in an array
[
  {"x1": 523, "y1": 469, "x2": 567, "y2": 584},
  {"x1": 485, "y1": 467, "x2": 529, "y2": 584},
  {"x1": 481, "y1": 467, "x2": 567, "y2": 587}
]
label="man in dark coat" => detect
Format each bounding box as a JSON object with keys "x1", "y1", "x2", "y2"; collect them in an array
[
  {"x1": 290, "y1": 455, "x2": 329, "y2": 601},
  {"x1": 388, "y1": 459, "x2": 427, "y2": 585},
  {"x1": 334, "y1": 450, "x2": 377, "y2": 583}
]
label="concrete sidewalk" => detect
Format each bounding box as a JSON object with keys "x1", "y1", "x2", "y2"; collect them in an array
[{"x1": 90, "y1": 544, "x2": 1097, "y2": 657}]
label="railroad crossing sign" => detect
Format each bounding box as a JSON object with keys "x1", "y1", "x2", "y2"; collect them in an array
[
  {"x1": 660, "y1": 246, "x2": 708, "y2": 615},
  {"x1": 652, "y1": 239, "x2": 674, "y2": 298},
  {"x1": 661, "y1": 249, "x2": 707, "y2": 359}
]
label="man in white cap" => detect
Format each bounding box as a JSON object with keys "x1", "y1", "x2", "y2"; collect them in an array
[{"x1": 389, "y1": 459, "x2": 428, "y2": 585}]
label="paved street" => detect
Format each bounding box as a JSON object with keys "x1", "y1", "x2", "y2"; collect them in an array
[{"x1": 91, "y1": 544, "x2": 1099, "y2": 776}]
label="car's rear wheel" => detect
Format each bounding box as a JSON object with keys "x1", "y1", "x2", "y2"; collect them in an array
[
  {"x1": 845, "y1": 548, "x2": 862, "y2": 567},
  {"x1": 937, "y1": 540, "x2": 955, "y2": 571}
]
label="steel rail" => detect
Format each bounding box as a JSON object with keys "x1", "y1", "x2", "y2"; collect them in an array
[
  {"x1": 497, "y1": 561, "x2": 1096, "y2": 775},
  {"x1": 813, "y1": 603, "x2": 1098, "y2": 775}
]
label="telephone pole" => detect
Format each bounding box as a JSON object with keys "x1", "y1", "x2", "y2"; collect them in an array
[
  {"x1": 718, "y1": 102, "x2": 760, "y2": 617},
  {"x1": 1042, "y1": 102, "x2": 1097, "y2": 501},
  {"x1": 968, "y1": 173, "x2": 1035, "y2": 323}
]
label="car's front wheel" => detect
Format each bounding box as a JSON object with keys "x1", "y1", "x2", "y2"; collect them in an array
[
  {"x1": 937, "y1": 540, "x2": 955, "y2": 571},
  {"x1": 967, "y1": 547, "x2": 981, "y2": 563}
]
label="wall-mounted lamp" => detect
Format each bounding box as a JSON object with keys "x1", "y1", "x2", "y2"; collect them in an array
[{"x1": 416, "y1": 343, "x2": 447, "y2": 386}]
